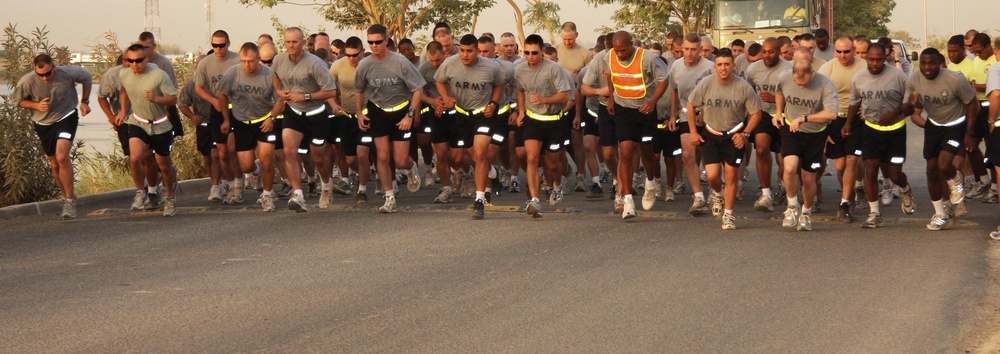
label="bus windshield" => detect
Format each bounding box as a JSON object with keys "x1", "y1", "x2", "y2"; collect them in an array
[{"x1": 715, "y1": 0, "x2": 811, "y2": 30}]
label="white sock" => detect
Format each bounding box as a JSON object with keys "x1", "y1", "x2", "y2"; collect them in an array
[
  {"x1": 841, "y1": 198, "x2": 849, "y2": 204},
  {"x1": 488, "y1": 166, "x2": 497, "y2": 179},
  {"x1": 694, "y1": 191, "x2": 705, "y2": 200},
  {"x1": 762, "y1": 188, "x2": 772, "y2": 197},
  {"x1": 724, "y1": 209, "x2": 733, "y2": 216},
  {"x1": 787, "y1": 195, "x2": 799, "y2": 207},
  {"x1": 293, "y1": 189, "x2": 304, "y2": 198},
  {"x1": 531, "y1": 197, "x2": 540, "y2": 203},
  {"x1": 252, "y1": 164, "x2": 261, "y2": 175},
  {"x1": 358, "y1": 185, "x2": 367, "y2": 193},
  {"x1": 932, "y1": 199, "x2": 945, "y2": 215},
  {"x1": 147, "y1": 186, "x2": 157, "y2": 194},
  {"x1": 261, "y1": 190, "x2": 273, "y2": 197},
  {"x1": 476, "y1": 191, "x2": 486, "y2": 201},
  {"x1": 855, "y1": 181, "x2": 863, "y2": 188},
  {"x1": 322, "y1": 180, "x2": 332, "y2": 191},
  {"x1": 485, "y1": 187, "x2": 492, "y2": 193},
  {"x1": 592, "y1": 176, "x2": 600, "y2": 184},
  {"x1": 386, "y1": 190, "x2": 395, "y2": 199},
  {"x1": 341, "y1": 177, "x2": 350, "y2": 184},
  {"x1": 870, "y1": 201, "x2": 879, "y2": 214}
]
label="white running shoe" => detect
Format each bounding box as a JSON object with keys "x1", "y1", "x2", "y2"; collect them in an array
[
  {"x1": 710, "y1": 190, "x2": 724, "y2": 217},
  {"x1": 208, "y1": 185, "x2": 224, "y2": 203},
  {"x1": 926, "y1": 214, "x2": 948, "y2": 231},
  {"x1": 288, "y1": 194, "x2": 307, "y2": 213},
  {"x1": 782, "y1": 206, "x2": 800, "y2": 228},
  {"x1": 721, "y1": 213, "x2": 736, "y2": 230},
  {"x1": 641, "y1": 179, "x2": 657, "y2": 210},
  {"x1": 754, "y1": 193, "x2": 774, "y2": 212},
  {"x1": 378, "y1": 194, "x2": 397, "y2": 213},
  {"x1": 689, "y1": 195, "x2": 708, "y2": 215},
  {"x1": 622, "y1": 195, "x2": 636, "y2": 219},
  {"x1": 797, "y1": 213, "x2": 812, "y2": 231}
]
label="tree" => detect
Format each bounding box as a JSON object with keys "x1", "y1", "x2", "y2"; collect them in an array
[
  {"x1": 522, "y1": 0, "x2": 561, "y2": 44},
  {"x1": 832, "y1": 0, "x2": 895, "y2": 38},
  {"x1": 888, "y1": 29, "x2": 920, "y2": 51},
  {"x1": 238, "y1": 0, "x2": 494, "y2": 41},
  {"x1": 584, "y1": 0, "x2": 712, "y2": 45}
]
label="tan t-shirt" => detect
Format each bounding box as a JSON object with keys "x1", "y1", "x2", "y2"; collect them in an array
[
  {"x1": 330, "y1": 57, "x2": 359, "y2": 115},
  {"x1": 818, "y1": 58, "x2": 866, "y2": 114},
  {"x1": 555, "y1": 43, "x2": 593, "y2": 79}
]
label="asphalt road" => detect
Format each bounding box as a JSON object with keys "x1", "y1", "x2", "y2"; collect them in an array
[{"x1": 2, "y1": 122, "x2": 1000, "y2": 353}]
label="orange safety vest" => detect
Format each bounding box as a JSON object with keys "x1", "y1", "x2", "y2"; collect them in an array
[{"x1": 609, "y1": 47, "x2": 648, "y2": 99}]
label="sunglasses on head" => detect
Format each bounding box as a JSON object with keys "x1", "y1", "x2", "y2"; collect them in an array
[
  {"x1": 523, "y1": 50, "x2": 540, "y2": 56},
  {"x1": 35, "y1": 68, "x2": 54, "y2": 77},
  {"x1": 124, "y1": 57, "x2": 146, "y2": 64},
  {"x1": 211, "y1": 42, "x2": 227, "y2": 48},
  {"x1": 368, "y1": 39, "x2": 385, "y2": 45}
]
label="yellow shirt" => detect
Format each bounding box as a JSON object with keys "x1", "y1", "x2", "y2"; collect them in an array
[
  {"x1": 555, "y1": 43, "x2": 593, "y2": 80},
  {"x1": 783, "y1": 6, "x2": 806, "y2": 19},
  {"x1": 947, "y1": 58, "x2": 975, "y2": 82},
  {"x1": 972, "y1": 54, "x2": 996, "y2": 101},
  {"x1": 818, "y1": 58, "x2": 866, "y2": 114}
]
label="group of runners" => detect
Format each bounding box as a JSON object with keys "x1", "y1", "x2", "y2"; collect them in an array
[{"x1": 12, "y1": 22, "x2": 1000, "y2": 239}]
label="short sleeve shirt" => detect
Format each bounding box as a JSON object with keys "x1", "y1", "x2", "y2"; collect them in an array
[
  {"x1": 609, "y1": 48, "x2": 669, "y2": 109},
  {"x1": 178, "y1": 80, "x2": 212, "y2": 122},
  {"x1": 818, "y1": 58, "x2": 866, "y2": 114},
  {"x1": 355, "y1": 52, "x2": 426, "y2": 108},
  {"x1": 272, "y1": 52, "x2": 338, "y2": 112},
  {"x1": 849, "y1": 64, "x2": 908, "y2": 125},
  {"x1": 904, "y1": 69, "x2": 976, "y2": 125},
  {"x1": 744, "y1": 59, "x2": 792, "y2": 114},
  {"x1": 514, "y1": 58, "x2": 573, "y2": 115},
  {"x1": 218, "y1": 65, "x2": 277, "y2": 121},
  {"x1": 986, "y1": 64, "x2": 1000, "y2": 121},
  {"x1": 668, "y1": 57, "x2": 715, "y2": 119},
  {"x1": 12, "y1": 66, "x2": 93, "y2": 124},
  {"x1": 120, "y1": 66, "x2": 176, "y2": 135},
  {"x1": 688, "y1": 75, "x2": 763, "y2": 130},
  {"x1": 98, "y1": 65, "x2": 128, "y2": 117},
  {"x1": 775, "y1": 71, "x2": 838, "y2": 133},
  {"x1": 330, "y1": 57, "x2": 360, "y2": 114},
  {"x1": 582, "y1": 50, "x2": 611, "y2": 106},
  {"x1": 434, "y1": 56, "x2": 504, "y2": 110},
  {"x1": 194, "y1": 51, "x2": 240, "y2": 96}
]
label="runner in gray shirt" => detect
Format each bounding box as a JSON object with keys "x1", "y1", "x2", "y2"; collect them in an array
[
  {"x1": 773, "y1": 51, "x2": 838, "y2": 231},
  {"x1": 98, "y1": 61, "x2": 132, "y2": 157},
  {"x1": 434, "y1": 34, "x2": 504, "y2": 219},
  {"x1": 12, "y1": 53, "x2": 92, "y2": 219},
  {"x1": 218, "y1": 43, "x2": 284, "y2": 212},
  {"x1": 985, "y1": 40, "x2": 1000, "y2": 240},
  {"x1": 194, "y1": 30, "x2": 242, "y2": 197},
  {"x1": 900, "y1": 48, "x2": 979, "y2": 230},
  {"x1": 138, "y1": 31, "x2": 184, "y2": 136},
  {"x1": 686, "y1": 49, "x2": 763, "y2": 229},
  {"x1": 669, "y1": 33, "x2": 715, "y2": 216},
  {"x1": 846, "y1": 44, "x2": 915, "y2": 228},
  {"x1": 118, "y1": 44, "x2": 178, "y2": 217},
  {"x1": 270, "y1": 27, "x2": 340, "y2": 212},
  {"x1": 743, "y1": 38, "x2": 792, "y2": 211},
  {"x1": 354, "y1": 24, "x2": 426, "y2": 214}
]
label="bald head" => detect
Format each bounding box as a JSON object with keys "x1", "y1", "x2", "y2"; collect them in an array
[
  {"x1": 260, "y1": 43, "x2": 276, "y2": 59},
  {"x1": 792, "y1": 47, "x2": 813, "y2": 62}
]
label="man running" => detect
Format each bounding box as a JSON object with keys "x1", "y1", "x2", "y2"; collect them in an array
[
  {"x1": 13, "y1": 54, "x2": 93, "y2": 219},
  {"x1": 355, "y1": 24, "x2": 426, "y2": 214},
  {"x1": 687, "y1": 49, "x2": 764, "y2": 229},
  {"x1": 117, "y1": 44, "x2": 179, "y2": 216},
  {"x1": 218, "y1": 43, "x2": 284, "y2": 212},
  {"x1": 271, "y1": 27, "x2": 339, "y2": 212},
  {"x1": 847, "y1": 44, "x2": 915, "y2": 228},
  {"x1": 434, "y1": 34, "x2": 505, "y2": 219},
  {"x1": 669, "y1": 33, "x2": 716, "y2": 215},
  {"x1": 744, "y1": 38, "x2": 791, "y2": 213},
  {"x1": 902, "y1": 48, "x2": 979, "y2": 230},
  {"x1": 818, "y1": 36, "x2": 867, "y2": 222},
  {"x1": 331, "y1": 36, "x2": 375, "y2": 204},
  {"x1": 194, "y1": 30, "x2": 242, "y2": 204},
  {"x1": 773, "y1": 48, "x2": 838, "y2": 231}
]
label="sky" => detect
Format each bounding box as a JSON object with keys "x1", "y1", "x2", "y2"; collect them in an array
[{"x1": 2, "y1": 0, "x2": 996, "y2": 53}]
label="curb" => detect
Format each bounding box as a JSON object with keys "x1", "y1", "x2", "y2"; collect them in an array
[{"x1": 0, "y1": 178, "x2": 213, "y2": 219}]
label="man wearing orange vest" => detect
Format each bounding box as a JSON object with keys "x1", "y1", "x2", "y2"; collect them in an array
[{"x1": 606, "y1": 31, "x2": 670, "y2": 219}]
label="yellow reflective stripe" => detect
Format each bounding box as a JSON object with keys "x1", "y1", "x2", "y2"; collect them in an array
[
  {"x1": 454, "y1": 105, "x2": 486, "y2": 116},
  {"x1": 784, "y1": 118, "x2": 827, "y2": 132},
  {"x1": 242, "y1": 111, "x2": 272, "y2": 124},
  {"x1": 497, "y1": 104, "x2": 510, "y2": 115},
  {"x1": 376, "y1": 100, "x2": 410, "y2": 112},
  {"x1": 864, "y1": 119, "x2": 905, "y2": 131},
  {"x1": 612, "y1": 83, "x2": 647, "y2": 91},
  {"x1": 420, "y1": 106, "x2": 431, "y2": 114},
  {"x1": 526, "y1": 110, "x2": 561, "y2": 121},
  {"x1": 611, "y1": 73, "x2": 643, "y2": 78},
  {"x1": 837, "y1": 112, "x2": 849, "y2": 118}
]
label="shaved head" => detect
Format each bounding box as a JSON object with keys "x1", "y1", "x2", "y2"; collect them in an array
[{"x1": 612, "y1": 31, "x2": 633, "y2": 46}]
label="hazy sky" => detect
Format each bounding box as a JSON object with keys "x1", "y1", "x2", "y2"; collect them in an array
[{"x1": 2, "y1": 0, "x2": 995, "y2": 53}]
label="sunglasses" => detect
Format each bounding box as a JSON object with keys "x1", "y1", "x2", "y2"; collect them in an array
[
  {"x1": 35, "y1": 69, "x2": 54, "y2": 77},
  {"x1": 261, "y1": 59, "x2": 273, "y2": 64},
  {"x1": 211, "y1": 42, "x2": 227, "y2": 48},
  {"x1": 344, "y1": 52, "x2": 361, "y2": 58},
  {"x1": 368, "y1": 39, "x2": 385, "y2": 45},
  {"x1": 835, "y1": 50, "x2": 852, "y2": 54},
  {"x1": 124, "y1": 57, "x2": 146, "y2": 64},
  {"x1": 523, "y1": 50, "x2": 540, "y2": 56}
]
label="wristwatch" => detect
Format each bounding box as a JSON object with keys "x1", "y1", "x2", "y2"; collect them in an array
[
  {"x1": 407, "y1": 108, "x2": 415, "y2": 117},
  {"x1": 304, "y1": 93, "x2": 311, "y2": 101},
  {"x1": 802, "y1": 114, "x2": 808, "y2": 123},
  {"x1": 742, "y1": 132, "x2": 751, "y2": 138},
  {"x1": 81, "y1": 98, "x2": 89, "y2": 104}
]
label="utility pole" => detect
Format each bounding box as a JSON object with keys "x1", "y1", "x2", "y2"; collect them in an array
[
  {"x1": 144, "y1": 0, "x2": 161, "y2": 40},
  {"x1": 205, "y1": 0, "x2": 216, "y2": 44}
]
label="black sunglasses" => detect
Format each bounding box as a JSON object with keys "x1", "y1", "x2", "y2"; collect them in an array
[
  {"x1": 835, "y1": 49, "x2": 852, "y2": 54},
  {"x1": 211, "y1": 42, "x2": 227, "y2": 48},
  {"x1": 124, "y1": 57, "x2": 146, "y2": 64},
  {"x1": 261, "y1": 59, "x2": 273, "y2": 64},
  {"x1": 523, "y1": 50, "x2": 540, "y2": 56},
  {"x1": 35, "y1": 69, "x2": 54, "y2": 77},
  {"x1": 368, "y1": 39, "x2": 386, "y2": 45},
  {"x1": 344, "y1": 52, "x2": 361, "y2": 58}
]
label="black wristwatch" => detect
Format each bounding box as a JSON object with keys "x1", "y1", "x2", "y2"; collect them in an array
[
  {"x1": 81, "y1": 98, "x2": 89, "y2": 104},
  {"x1": 407, "y1": 108, "x2": 415, "y2": 117},
  {"x1": 304, "y1": 93, "x2": 312, "y2": 101},
  {"x1": 802, "y1": 114, "x2": 808, "y2": 123}
]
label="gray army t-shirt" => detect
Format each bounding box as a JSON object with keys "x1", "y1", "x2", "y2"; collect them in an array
[
  {"x1": 417, "y1": 60, "x2": 441, "y2": 100},
  {"x1": 434, "y1": 55, "x2": 504, "y2": 110},
  {"x1": 194, "y1": 51, "x2": 240, "y2": 96},
  {"x1": 688, "y1": 75, "x2": 762, "y2": 131},
  {"x1": 514, "y1": 58, "x2": 573, "y2": 116},
  {"x1": 218, "y1": 65, "x2": 278, "y2": 122},
  {"x1": 355, "y1": 52, "x2": 426, "y2": 109},
  {"x1": 272, "y1": 51, "x2": 338, "y2": 113},
  {"x1": 608, "y1": 47, "x2": 669, "y2": 109},
  {"x1": 775, "y1": 71, "x2": 838, "y2": 133},
  {"x1": 668, "y1": 57, "x2": 715, "y2": 120},
  {"x1": 178, "y1": 80, "x2": 212, "y2": 123},
  {"x1": 903, "y1": 69, "x2": 976, "y2": 125},
  {"x1": 494, "y1": 57, "x2": 516, "y2": 108},
  {"x1": 120, "y1": 66, "x2": 176, "y2": 135},
  {"x1": 744, "y1": 59, "x2": 792, "y2": 114},
  {"x1": 13, "y1": 65, "x2": 93, "y2": 124},
  {"x1": 849, "y1": 64, "x2": 908, "y2": 125},
  {"x1": 150, "y1": 52, "x2": 178, "y2": 87},
  {"x1": 99, "y1": 65, "x2": 128, "y2": 117},
  {"x1": 582, "y1": 50, "x2": 611, "y2": 107}
]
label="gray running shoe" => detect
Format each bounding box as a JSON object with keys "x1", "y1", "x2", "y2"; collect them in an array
[
  {"x1": 288, "y1": 194, "x2": 308, "y2": 213},
  {"x1": 319, "y1": 188, "x2": 332, "y2": 209},
  {"x1": 131, "y1": 189, "x2": 147, "y2": 210},
  {"x1": 797, "y1": 213, "x2": 813, "y2": 231},
  {"x1": 926, "y1": 214, "x2": 948, "y2": 231},
  {"x1": 257, "y1": 194, "x2": 277, "y2": 212},
  {"x1": 861, "y1": 212, "x2": 883, "y2": 228},
  {"x1": 355, "y1": 191, "x2": 369, "y2": 205},
  {"x1": 525, "y1": 199, "x2": 542, "y2": 218},
  {"x1": 61, "y1": 199, "x2": 76, "y2": 220},
  {"x1": 434, "y1": 188, "x2": 452, "y2": 203},
  {"x1": 990, "y1": 226, "x2": 1000, "y2": 240},
  {"x1": 901, "y1": 186, "x2": 916, "y2": 215},
  {"x1": 223, "y1": 185, "x2": 243, "y2": 205},
  {"x1": 378, "y1": 194, "x2": 397, "y2": 213},
  {"x1": 586, "y1": 183, "x2": 603, "y2": 199},
  {"x1": 880, "y1": 183, "x2": 893, "y2": 206},
  {"x1": 947, "y1": 173, "x2": 964, "y2": 204},
  {"x1": 689, "y1": 195, "x2": 709, "y2": 215},
  {"x1": 407, "y1": 165, "x2": 421, "y2": 193},
  {"x1": 144, "y1": 193, "x2": 160, "y2": 211},
  {"x1": 754, "y1": 193, "x2": 774, "y2": 212},
  {"x1": 332, "y1": 179, "x2": 351, "y2": 196},
  {"x1": 208, "y1": 185, "x2": 224, "y2": 203},
  {"x1": 162, "y1": 196, "x2": 176, "y2": 217},
  {"x1": 710, "y1": 191, "x2": 724, "y2": 217}
]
